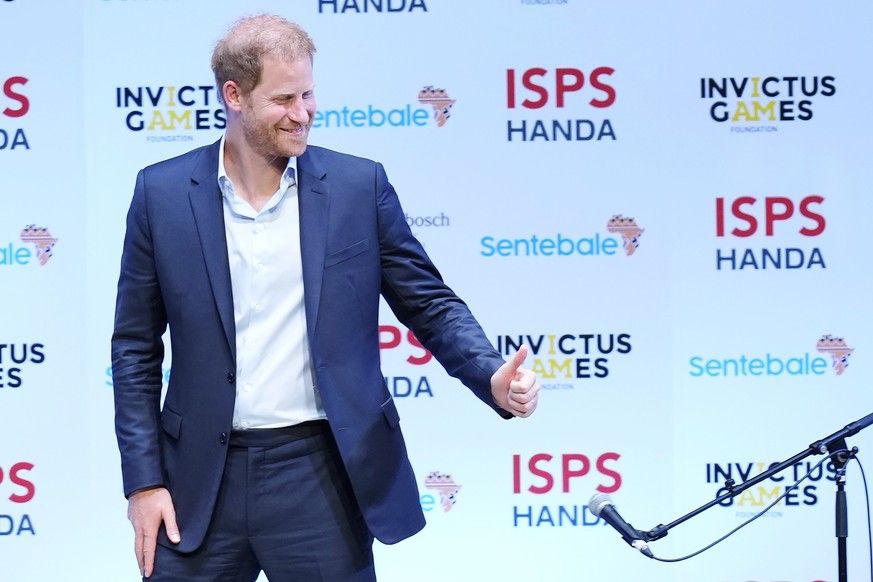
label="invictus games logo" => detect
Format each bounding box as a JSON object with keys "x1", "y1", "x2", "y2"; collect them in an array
[
  {"x1": 115, "y1": 84, "x2": 226, "y2": 142},
  {"x1": 0, "y1": 343, "x2": 45, "y2": 389},
  {"x1": 1, "y1": 76, "x2": 30, "y2": 150},
  {"x1": 506, "y1": 66, "x2": 616, "y2": 142},
  {"x1": 705, "y1": 458, "x2": 838, "y2": 518},
  {"x1": 313, "y1": 86, "x2": 453, "y2": 129},
  {"x1": 423, "y1": 472, "x2": 461, "y2": 512},
  {"x1": 1, "y1": 225, "x2": 57, "y2": 267},
  {"x1": 700, "y1": 75, "x2": 836, "y2": 133},
  {"x1": 497, "y1": 333, "x2": 632, "y2": 390},
  {"x1": 715, "y1": 195, "x2": 826, "y2": 271},
  {"x1": 689, "y1": 335, "x2": 853, "y2": 378}
]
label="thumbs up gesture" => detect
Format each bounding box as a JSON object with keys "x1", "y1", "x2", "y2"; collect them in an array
[{"x1": 490, "y1": 344, "x2": 540, "y2": 418}]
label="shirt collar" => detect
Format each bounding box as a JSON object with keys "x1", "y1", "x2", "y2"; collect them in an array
[{"x1": 217, "y1": 134, "x2": 297, "y2": 203}]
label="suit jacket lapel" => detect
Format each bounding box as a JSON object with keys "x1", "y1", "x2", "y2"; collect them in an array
[
  {"x1": 297, "y1": 148, "x2": 329, "y2": 337},
  {"x1": 187, "y1": 141, "x2": 236, "y2": 359}
]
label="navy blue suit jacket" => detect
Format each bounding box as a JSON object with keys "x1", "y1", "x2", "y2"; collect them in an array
[{"x1": 111, "y1": 140, "x2": 509, "y2": 552}]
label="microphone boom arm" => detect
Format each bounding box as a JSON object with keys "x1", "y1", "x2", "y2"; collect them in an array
[{"x1": 643, "y1": 412, "x2": 873, "y2": 542}]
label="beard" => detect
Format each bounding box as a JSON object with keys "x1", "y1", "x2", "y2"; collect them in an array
[{"x1": 240, "y1": 105, "x2": 312, "y2": 159}]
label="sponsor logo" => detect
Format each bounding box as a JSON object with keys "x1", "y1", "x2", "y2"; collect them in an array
[
  {"x1": 498, "y1": 333, "x2": 632, "y2": 390},
  {"x1": 317, "y1": 0, "x2": 428, "y2": 14},
  {"x1": 0, "y1": 462, "x2": 36, "y2": 536},
  {"x1": 816, "y1": 335, "x2": 853, "y2": 375},
  {"x1": 422, "y1": 471, "x2": 461, "y2": 512},
  {"x1": 512, "y1": 452, "x2": 622, "y2": 527},
  {"x1": 313, "y1": 86, "x2": 453, "y2": 129},
  {"x1": 480, "y1": 215, "x2": 644, "y2": 258},
  {"x1": 1, "y1": 76, "x2": 30, "y2": 150},
  {"x1": 2, "y1": 225, "x2": 58, "y2": 267},
  {"x1": 379, "y1": 324, "x2": 434, "y2": 398},
  {"x1": 688, "y1": 335, "x2": 852, "y2": 378},
  {"x1": 706, "y1": 458, "x2": 838, "y2": 518},
  {"x1": 715, "y1": 195, "x2": 826, "y2": 271},
  {"x1": 506, "y1": 67, "x2": 616, "y2": 142},
  {"x1": 115, "y1": 84, "x2": 225, "y2": 142},
  {"x1": 701, "y1": 75, "x2": 836, "y2": 133},
  {"x1": 0, "y1": 343, "x2": 46, "y2": 389}
]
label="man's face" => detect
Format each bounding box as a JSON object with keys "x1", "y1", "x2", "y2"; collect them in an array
[{"x1": 239, "y1": 54, "x2": 316, "y2": 158}]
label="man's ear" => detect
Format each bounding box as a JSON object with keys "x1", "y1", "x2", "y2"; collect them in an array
[{"x1": 223, "y1": 81, "x2": 243, "y2": 113}]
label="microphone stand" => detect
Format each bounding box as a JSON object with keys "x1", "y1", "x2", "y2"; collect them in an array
[{"x1": 641, "y1": 412, "x2": 873, "y2": 582}]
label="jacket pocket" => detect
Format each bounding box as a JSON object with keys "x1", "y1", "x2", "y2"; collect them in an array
[
  {"x1": 381, "y1": 397, "x2": 400, "y2": 429},
  {"x1": 161, "y1": 407, "x2": 182, "y2": 439},
  {"x1": 324, "y1": 238, "x2": 370, "y2": 268}
]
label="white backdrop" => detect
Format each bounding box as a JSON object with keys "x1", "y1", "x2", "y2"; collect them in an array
[{"x1": 2, "y1": 1, "x2": 872, "y2": 580}]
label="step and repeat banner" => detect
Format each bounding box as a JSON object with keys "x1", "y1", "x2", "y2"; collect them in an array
[{"x1": 2, "y1": 1, "x2": 872, "y2": 580}]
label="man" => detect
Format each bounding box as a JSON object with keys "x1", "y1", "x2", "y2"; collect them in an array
[{"x1": 112, "y1": 13, "x2": 539, "y2": 581}]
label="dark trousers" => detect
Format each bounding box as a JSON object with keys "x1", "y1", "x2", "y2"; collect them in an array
[{"x1": 148, "y1": 421, "x2": 376, "y2": 581}]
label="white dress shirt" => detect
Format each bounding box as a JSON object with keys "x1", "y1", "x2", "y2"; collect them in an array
[{"x1": 217, "y1": 136, "x2": 325, "y2": 429}]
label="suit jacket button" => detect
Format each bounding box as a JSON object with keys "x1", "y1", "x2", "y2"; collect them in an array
[
  {"x1": 219, "y1": 432, "x2": 228, "y2": 445},
  {"x1": 226, "y1": 372, "x2": 235, "y2": 384}
]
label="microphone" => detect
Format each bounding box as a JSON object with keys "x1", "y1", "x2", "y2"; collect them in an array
[{"x1": 589, "y1": 493, "x2": 654, "y2": 558}]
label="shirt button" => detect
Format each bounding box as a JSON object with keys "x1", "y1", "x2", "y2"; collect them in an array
[
  {"x1": 241, "y1": 421, "x2": 249, "y2": 429},
  {"x1": 254, "y1": 303, "x2": 263, "y2": 312},
  {"x1": 255, "y1": 224, "x2": 265, "y2": 233},
  {"x1": 244, "y1": 383, "x2": 253, "y2": 392},
  {"x1": 219, "y1": 432, "x2": 228, "y2": 445}
]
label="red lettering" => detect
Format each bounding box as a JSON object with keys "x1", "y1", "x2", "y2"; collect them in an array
[
  {"x1": 378, "y1": 325, "x2": 401, "y2": 350},
  {"x1": 527, "y1": 453, "x2": 554, "y2": 494},
  {"x1": 716, "y1": 197, "x2": 726, "y2": 236},
  {"x1": 561, "y1": 453, "x2": 590, "y2": 492},
  {"x1": 3, "y1": 76, "x2": 29, "y2": 118},
  {"x1": 765, "y1": 196, "x2": 794, "y2": 235},
  {"x1": 555, "y1": 68, "x2": 584, "y2": 108},
  {"x1": 521, "y1": 68, "x2": 549, "y2": 109},
  {"x1": 731, "y1": 196, "x2": 758, "y2": 237},
  {"x1": 9, "y1": 462, "x2": 35, "y2": 503},
  {"x1": 799, "y1": 195, "x2": 826, "y2": 236},
  {"x1": 595, "y1": 452, "x2": 622, "y2": 493},
  {"x1": 589, "y1": 67, "x2": 616, "y2": 108},
  {"x1": 513, "y1": 452, "x2": 622, "y2": 495},
  {"x1": 405, "y1": 331, "x2": 432, "y2": 365},
  {"x1": 507, "y1": 68, "x2": 616, "y2": 110}
]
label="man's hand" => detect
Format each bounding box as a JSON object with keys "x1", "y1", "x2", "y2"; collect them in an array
[
  {"x1": 490, "y1": 344, "x2": 540, "y2": 418},
  {"x1": 127, "y1": 487, "x2": 180, "y2": 578}
]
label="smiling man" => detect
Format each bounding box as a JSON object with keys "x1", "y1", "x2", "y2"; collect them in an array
[{"x1": 111, "y1": 13, "x2": 540, "y2": 581}]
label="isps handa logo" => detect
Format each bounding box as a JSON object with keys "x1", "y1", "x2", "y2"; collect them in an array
[
  {"x1": 115, "y1": 84, "x2": 226, "y2": 142},
  {"x1": 0, "y1": 461, "x2": 36, "y2": 537},
  {"x1": 496, "y1": 333, "x2": 632, "y2": 390},
  {"x1": 1, "y1": 76, "x2": 30, "y2": 151},
  {"x1": 313, "y1": 86, "x2": 453, "y2": 130},
  {"x1": 512, "y1": 452, "x2": 622, "y2": 528},
  {"x1": 705, "y1": 457, "x2": 838, "y2": 518},
  {"x1": 701, "y1": 75, "x2": 836, "y2": 133},
  {"x1": 1, "y1": 225, "x2": 58, "y2": 267},
  {"x1": 379, "y1": 324, "x2": 435, "y2": 398},
  {"x1": 715, "y1": 195, "x2": 825, "y2": 271},
  {"x1": 481, "y1": 214, "x2": 645, "y2": 259},
  {"x1": 506, "y1": 66, "x2": 616, "y2": 142},
  {"x1": 688, "y1": 335, "x2": 854, "y2": 379}
]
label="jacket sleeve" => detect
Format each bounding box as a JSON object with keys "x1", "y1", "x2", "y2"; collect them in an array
[
  {"x1": 111, "y1": 169, "x2": 170, "y2": 497},
  {"x1": 374, "y1": 163, "x2": 512, "y2": 419}
]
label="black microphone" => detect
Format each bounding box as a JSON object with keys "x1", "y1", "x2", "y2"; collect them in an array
[{"x1": 589, "y1": 493, "x2": 654, "y2": 558}]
